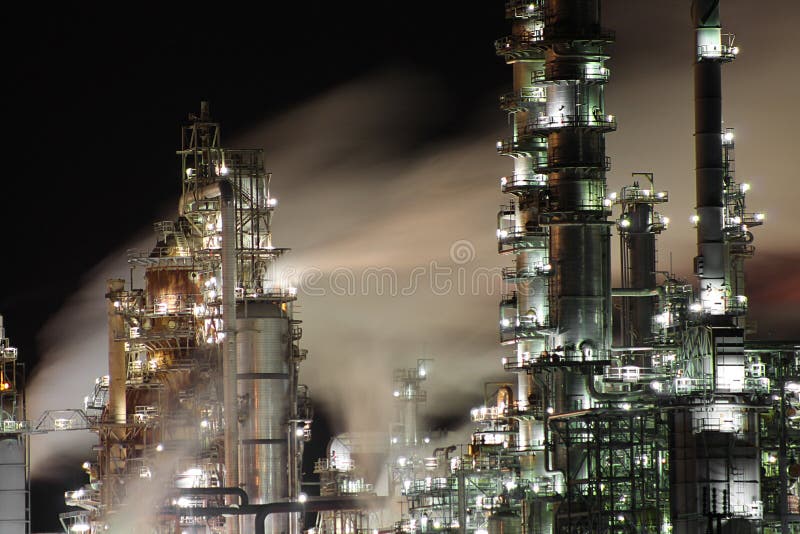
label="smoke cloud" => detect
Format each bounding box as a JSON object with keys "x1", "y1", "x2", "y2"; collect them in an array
[{"x1": 25, "y1": 54, "x2": 799, "y2": 521}]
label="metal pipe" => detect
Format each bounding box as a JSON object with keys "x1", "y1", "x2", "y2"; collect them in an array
[
  {"x1": 175, "y1": 487, "x2": 249, "y2": 507},
  {"x1": 611, "y1": 288, "x2": 660, "y2": 297},
  {"x1": 178, "y1": 179, "x2": 239, "y2": 510},
  {"x1": 163, "y1": 497, "x2": 388, "y2": 534},
  {"x1": 219, "y1": 180, "x2": 240, "y2": 516},
  {"x1": 253, "y1": 497, "x2": 389, "y2": 534}
]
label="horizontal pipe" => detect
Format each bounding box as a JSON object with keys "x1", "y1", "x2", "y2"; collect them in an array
[
  {"x1": 161, "y1": 496, "x2": 389, "y2": 534},
  {"x1": 178, "y1": 180, "x2": 234, "y2": 216},
  {"x1": 254, "y1": 497, "x2": 389, "y2": 534},
  {"x1": 175, "y1": 487, "x2": 248, "y2": 507},
  {"x1": 611, "y1": 288, "x2": 660, "y2": 297}
]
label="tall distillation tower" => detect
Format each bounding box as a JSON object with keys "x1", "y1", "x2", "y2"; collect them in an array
[
  {"x1": 64, "y1": 103, "x2": 311, "y2": 534},
  {"x1": 496, "y1": 1, "x2": 667, "y2": 532}
]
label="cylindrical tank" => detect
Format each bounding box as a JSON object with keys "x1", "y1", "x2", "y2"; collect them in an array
[
  {"x1": 237, "y1": 300, "x2": 291, "y2": 534},
  {"x1": 0, "y1": 437, "x2": 27, "y2": 534}
]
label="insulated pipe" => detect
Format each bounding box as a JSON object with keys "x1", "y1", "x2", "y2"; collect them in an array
[
  {"x1": 219, "y1": 180, "x2": 239, "y2": 512},
  {"x1": 584, "y1": 374, "x2": 645, "y2": 401},
  {"x1": 178, "y1": 180, "x2": 239, "y2": 511},
  {"x1": 611, "y1": 288, "x2": 660, "y2": 297}
]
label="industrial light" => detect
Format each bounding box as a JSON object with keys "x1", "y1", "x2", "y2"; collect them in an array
[
  {"x1": 500, "y1": 318, "x2": 511, "y2": 328},
  {"x1": 200, "y1": 420, "x2": 209, "y2": 428},
  {"x1": 295, "y1": 426, "x2": 305, "y2": 437},
  {"x1": 177, "y1": 497, "x2": 191, "y2": 508},
  {"x1": 755, "y1": 213, "x2": 765, "y2": 221},
  {"x1": 603, "y1": 198, "x2": 612, "y2": 207},
  {"x1": 731, "y1": 46, "x2": 739, "y2": 55},
  {"x1": 662, "y1": 216, "x2": 670, "y2": 226},
  {"x1": 546, "y1": 407, "x2": 554, "y2": 414},
  {"x1": 723, "y1": 131, "x2": 734, "y2": 142},
  {"x1": 786, "y1": 382, "x2": 800, "y2": 393},
  {"x1": 691, "y1": 215, "x2": 700, "y2": 224},
  {"x1": 689, "y1": 303, "x2": 703, "y2": 313},
  {"x1": 185, "y1": 168, "x2": 194, "y2": 177},
  {"x1": 741, "y1": 183, "x2": 750, "y2": 193},
  {"x1": 656, "y1": 191, "x2": 666, "y2": 198},
  {"x1": 71, "y1": 524, "x2": 91, "y2": 533},
  {"x1": 619, "y1": 218, "x2": 631, "y2": 228},
  {"x1": 397, "y1": 456, "x2": 407, "y2": 467},
  {"x1": 393, "y1": 390, "x2": 400, "y2": 397},
  {"x1": 298, "y1": 493, "x2": 308, "y2": 503},
  {"x1": 156, "y1": 443, "x2": 164, "y2": 452},
  {"x1": 82, "y1": 461, "x2": 91, "y2": 470}
]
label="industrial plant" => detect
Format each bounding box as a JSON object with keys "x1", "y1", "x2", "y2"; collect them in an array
[{"x1": 1, "y1": 1, "x2": 798, "y2": 533}]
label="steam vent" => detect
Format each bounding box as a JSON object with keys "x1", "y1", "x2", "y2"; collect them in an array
[{"x1": 5, "y1": 1, "x2": 798, "y2": 534}]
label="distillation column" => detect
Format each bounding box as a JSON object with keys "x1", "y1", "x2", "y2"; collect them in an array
[
  {"x1": 496, "y1": 1, "x2": 615, "y2": 531},
  {"x1": 541, "y1": 3, "x2": 615, "y2": 530},
  {"x1": 178, "y1": 104, "x2": 309, "y2": 534},
  {"x1": 495, "y1": 0, "x2": 549, "y2": 497}
]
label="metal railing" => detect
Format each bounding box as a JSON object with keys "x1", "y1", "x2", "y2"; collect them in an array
[
  {"x1": 523, "y1": 113, "x2": 617, "y2": 134},
  {"x1": 536, "y1": 155, "x2": 611, "y2": 171},
  {"x1": 532, "y1": 67, "x2": 610, "y2": 83},
  {"x1": 505, "y1": 0, "x2": 545, "y2": 20},
  {"x1": 499, "y1": 87, "x2": 547, "y2": 111},
  {"x1": 497, "y1": 227, "x2": 548, "y2": 254},
  {"x1": 500, "y1": 172, "x2": 547, "y2": 192},
  {"x1": 496, "y1": 137, "x2": 546, "y2": 157},
  {"x1": 495, "y1": 31, "x2": 545, "y2": 55}
]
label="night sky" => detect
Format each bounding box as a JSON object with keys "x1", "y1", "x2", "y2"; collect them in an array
[{"x1": 4, "y1": 2, "x2": 799, "y2": 532}]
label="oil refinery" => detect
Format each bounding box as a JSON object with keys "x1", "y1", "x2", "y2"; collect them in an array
[{"x1": 2, "y1": 1, "x2": 799, "y2": 533}]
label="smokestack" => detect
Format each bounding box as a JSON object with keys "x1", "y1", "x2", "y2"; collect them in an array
[{"x1": 692, "y1": 0, "x2": 730, "y2": 316}]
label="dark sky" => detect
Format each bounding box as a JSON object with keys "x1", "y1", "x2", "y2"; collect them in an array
[{"x1": 4, "y1": 2, "x2": 799, "y2": 531}]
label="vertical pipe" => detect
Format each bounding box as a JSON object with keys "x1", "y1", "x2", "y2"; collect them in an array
[
  {"x1": 220, "y1": 181, "x2": 239, "y2": 533},
  {"x1": 105, "y1": 279, "x2": 127, "y2": 426}
]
